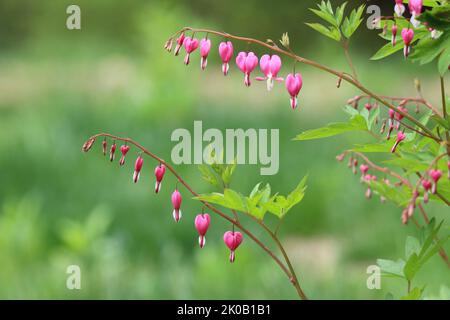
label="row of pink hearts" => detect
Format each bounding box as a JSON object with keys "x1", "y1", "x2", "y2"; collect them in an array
[
  {"x1": 103, "y1": 140, "x2": 243, "y2": 263},
  {"x1": 166, "y1": 33, "x2": 303, "y2": 110}
]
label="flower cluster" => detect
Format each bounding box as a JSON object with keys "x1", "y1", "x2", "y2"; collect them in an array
[
  {"x1": 82, "y1": 137, "x2": 244, "y2": 262},
  {"x1": 165, "y1": 32, "x2": 304, "y2": 110}
]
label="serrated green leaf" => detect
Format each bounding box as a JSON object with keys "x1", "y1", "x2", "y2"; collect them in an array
[
  {"x1": 404, "y1": 253, "x2": 420, "y2": 281},
  {"x1": 409, "y1": 33, "x2": 449, "y2": 65},
  {"x1": 418, "y1": 4, "x2": 450, "y2": 31},
  {"x1": 306, "y1": 23, "x2": 341, "y2": 41},
  {"x1": 438, "y1": 48, "x2": 450, "y2": 75},
  {"x1": 371, "y1": 40, "x2": 405, "y2": 60},
  {"x1": 368, "y1": 181, "x2": 411, "y2": 206},
  {"x1": 293, "y1": 114, "x2": 367, "y2": 141},
  {"x1": 263, "y1": 176, "x2": 307, "y2": 218},
  {"x1": 198, "y1": 164, "x2": 222, "y2": 189},
  {"x1": 405, "y1": 236, "x2": 421, "y2": 259},
  {"x1": 383, "y1": 158, "x2": 429, "y2": 173},
  {"x1": 342, "y1": 4, "x2": 365, "y2": 38},
  {"x1": 335, "y1": 2, "x2": 347, "y2": 26},
  {"x1": 310, "y1": 8, "x2": 337, "y2": 26}
]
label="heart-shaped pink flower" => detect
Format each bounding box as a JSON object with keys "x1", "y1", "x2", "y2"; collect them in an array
[
  {"x1": 133, "y1": 155, "x2": 144, "y2": 183},
  {"x1": 154, "y1": 164, "x2": 166, "y2": 193},
  {"x1": 256, "y1": 54, "x2": 283, "y2": 91},
  {"x1": 223, "y1": 231, "x2": 243, "y2": 263},
  {"x1": 171, "y1": 189, "x2": 182, "y2": 222},
  {"x1": 401, "y1": 28, "x2": 414, "y2": 57},
  {"x1": 285, "y1": 73, "x2": 303, "y2": 109},
  {"x1": 195, "y1": 213, "x2": 211, "y2": 248},
  {"x1": 219, "y1": 41, "x2": 234, "y2": 75},
  {"x1": 119, "y1": 145, "x2": 130, "y2": 166},
  {"x1": 199, "y1": 38, "x2": 211, "y2": 70},
  {"x1": 236, "y1": 52, "x2": 258, "y2": 86},
  {"x1": 183, "y1": 37, "x2": 199, "y2": 65}
]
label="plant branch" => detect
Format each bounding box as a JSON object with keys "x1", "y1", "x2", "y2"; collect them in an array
[
  {"x1": 83, "y1": 132, "x2": 308, "y2": 299},
  {"x1": 342, "y1": 40, "x2": 358, "y2": 81},
  {"x1": 168, "y1": 27, "x2": 441, "y2": 142}
]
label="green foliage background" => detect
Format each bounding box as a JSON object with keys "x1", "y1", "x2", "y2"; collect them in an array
[{"x1": 0, "y1": 0, "x2": 448, "y2": 299}]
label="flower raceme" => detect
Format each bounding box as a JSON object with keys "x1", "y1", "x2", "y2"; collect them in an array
[
  {"x1": 194, "y1": 213, "x2": 211, "y2": 248},
  {"x1": 171, "y1": 189, "x2": 183, "y2": 222},
  {"x1": 133, "y1": 155, "x2": 144, "y2": 183},
  {"x1": 401, "y1": 28, "x2": 414, "y2": 58},
  {"x1": 200, "y1": 38, "x2": 211, "y2": 70},
  {"x1": 119, "y1": 145, "x2": 130, "y2": 166},
  {"x1": 236, "y1": 52, "x2": 259, "y2": 87},
  {"x1": 154, "y1": 164, "x2": 166, "y2": 193},
  {"x1": 223, "y1": 231, "x2": 243, "y2": 263},
  {"x1": 183, "y1": 37, "x2": 199, "y2": 65},
  {"x1": 219, "y1": 41, "x2": 234, "y2": 75},
  {"x1": 256, "y1": 54, "x2": 283, "y2": 91},
  {"x1": 285, "y1": 73, "x2": 303, "y2": 109}
]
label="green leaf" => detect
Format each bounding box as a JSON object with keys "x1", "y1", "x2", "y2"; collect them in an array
[
  {"x1": 341, "y1": 4, "x2": 365, "y2": 38},
  {"x1": 198, "y1": 164, "x2": 222, "y2": 189},
  {"x1": 377, "y1": 259, "x2": 405, "y2": 278},
  {"x1": 405, "y1": 236, "x2": 421, "y2": 259},
  {"x1": 335, "y1": 2, "x2": 347, "y2": 26},
  {"x1": 293, "y1": 114, "x2": 367, "y2": 141},
  {"x1": 404, "y1": 253, "x2": 420, "y2": 281},
  {"x1": 401, "y1": 287, "x2": 424, "y2": 300},
  {"x1": 194, "y1": 189, "x2": 247, "y2": 213},
  {"x1": 418, "y1": 4, "x2": 450, "y2": 31},
  {"x1": 383, "y1": 158, "x2": 429, "y2": 173},
  {"x1": 368, "y1": 181, "x2": 411, "y2": 207},
  {"x1": 305, "y1": 23, "x2": 341, "y2": 41},
  {"x1": 221, "y1": 161, "x2": 237, "y2": 186},
  {"x1": 263, "y1": 176, "x2": 307, "y2": 218},
  {"x1": 438, "y1": 48, "x2": 450, "y2": 75},
  {"x1": 370, "y1": 41, "x2": 405, "y2": 60},
  {"x1": 430, "y1": 114, "x2": 450, "y2": 129},
  {"x1": 309, "y1": 8, "x2": 337, "y2": 27},
  {"x1": 409, "y1": 33, "x2": 450, "y2": 65}
]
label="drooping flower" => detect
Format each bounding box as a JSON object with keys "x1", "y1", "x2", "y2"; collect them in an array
[
  {"x1": 223, "y1": 231, "x2": 243, "y2": 263},
  {"x1": 285, "y1": 73, "x2": 303, "y2": 109},
  {"x1": 109, "y1": 142, "x2": 116, "y2": 162},
  {"x1": 133, "y1": 155, "x2": 144, "y2": 183},
  {"x1": 421, "y1": 179, "x2": 432, "y2": 203},
  {"x1": 102, "y1": 139, "x2": 107, "y2": 156},
  {"x1": 394, "y1": 0, "x2": 405, "y2": 16},
  {"x1": 391, "y1": 131, "x2": 406, "y2": 153},
  {"x1": 391, "y1": 24, "x2": 398, "y2": 46},
  {"x1": 401, "y1": 28, "x2": 414, "y2": 58},
  {"x1": 174, "y1": 33, "x2": 185, "y2": 56},
  {"x1": 387, "y1": 109, "x2": 395, "y2": 139},
  {"x1": 194, "y1": 213, "x2": 211, "y2": 248},
  {"x1": 409, "y1": 0, "x2": 423, "y2": 28},
  {"x1": 429, "y1": 169, "x2": 442, "y2": 194},
  {"x1": 364, "y1": 174, "x2": 377, "y2": 199},
  {"x1": 171, "y1": 189, "x2": 182, "y2": 222},
  {"x1": 219, "y1": 41, "x2": 234, "y2": 75},
  {"x1": 256, "y1": 54, "x2": 283, "y2": 91},
  {"x1": 235, "y1": 52, "x2": 259, "y2": 87},
  {"x1": 200, "y1": 38, "x2": 211, "y2": 70},
  {"x1": 360, "y1": 164, "x2": 369, "y2": 175},
  {"x1": 164, "y1": 38, "x2": 173, "y2": 52},
  {"x1": 395, "y1": 106, "x2": 408, "y2": 129},
  {"x1": 154, "y1": 164, "x2": 166, "y2": 193},
  {"x1": 183, "y1": 37, "x2": 199, "y2": 65},
  {"x1": 119, "y1": 145, "x2": 130, "y2": 166},
  {"x1": 365, "y1": 103, "x2": 373, "y2": 112}
]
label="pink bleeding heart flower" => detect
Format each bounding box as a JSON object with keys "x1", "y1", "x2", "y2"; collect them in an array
[
  {"x1": 174, "y1": 33, "x2": 185, "y2": 56},
  {"x1": 102, "y1": 140, "x2": 107, "y2": 156},
  {"x1": 387, "y1": 109, "x2": 396, "y2": 139},
  {"x1": 409, "y1": 0, "x2": 423, "y2": 28},
  {"x1": 365, "y1": 103, "x2": 373, "y2": 112},
  {"x1": 391, "y1": 24, "x2": 398, "y2": 46},
  {"x1": 422, "y1": 179, "x2": 432, "y2": 203},
  {"x1": 394, "y1": 0, "x2": 405, "y2": 16},
  {"x1": 364, "y1": 174, "x2": 377, "y2": 199},
  {"x1": 391, "y1": 131, "x2": 406, "y2": 153},
  {"x1": 223, "y1": 231, "x2": 243, "y2": 263},
  {"x1": 171, "y1": 189, "x2": 182, "y2": 222},
  {"x1": 429, "y1": 169, "x2": 442, "y2": 194},
  {"x1": 200, "y1": 38, "x2": 211, "y2": 70},
  {"x1": 256, "y1": 54, "x2": 284, "y2": 91},
  {"x1": 183, "y1": 37, "x2": 199, "y2": 65},
  {"x1": 154, "y1": 164, "x2": 166, "y2": 193},
  {"x1": 395, "y1": 106, "x2": 408, "y2": 129},
  {"x1": 219, "y1": 41, "x2": 234, "y2": 75},
  {"x1": 109, "y1": 142, "x2": 116, "y2": 162},
  {"x1": 119, "y1": 145, "x2": 130, "y2": 166},
  {"x1": 285, "y1": 73, "x2": 303, "y2": 110},
  {"x1": 401, "y1": 28, "x2": 414, "y2": 58},
  {"x1": 194, "y1": 213, "x2": 211, "y2": 248},
  {"x1": 236, "y1": 52, "x2": 259, "y2": 87},
  {"x1": 133, "y1": 155, "x2": 144, "y2": 183},
  {"x1": 360, "y1": 164, "x2": 369, "y2": 175}
]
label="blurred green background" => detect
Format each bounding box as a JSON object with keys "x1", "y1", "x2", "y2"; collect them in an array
[{"x1": 0, "y1": 0, "x2": 448, "y2": 299}]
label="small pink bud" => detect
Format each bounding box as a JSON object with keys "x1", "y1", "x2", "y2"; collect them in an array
[
  {"x1": 174, "y1": 33, "x2": 185, "y2": 56},
  {"x1": 285, "y1": 73, "x2": 303, "y2": 109},
  {"x1": 365, "y1": 103, "x2": 373, "y2": 112},
  {"x1": 164, "y1": 38, "x2": 173, "y2": 52},
  {"x1": 102, "y1": 140, "x2": 107, "y2": 156},
  {"x1": 401, "y1": 209, "x2": 408, "y2": 224},
  {"x1": 119, "y1": 145, "x2": 130, "y2": 166},
  {"x1": 336, "y1": 153, "x2": 345, "y2": 162},
  {"x1": 223, "y1": 231, "x2": 243, "y2": 263},
  {"x1": 236, "y1": 52, "x2": 259, "y2": 87},
  {"x1": 133, "y1": 156, "x2": 144, "y2": 183},
  {"x1": 219, "y1": 41, "x2": 234, "y2": 75},
  {"x1": 183, "y1": 37, "x2": 199, "y2": 65},
  {"x1": 195, "y1": 213, "x2": 211, "y2": 248},
  {"x1": 154, "y1": 164, "x2": 166, "y2": 193},
  {"x1": 109, "y1": 142, "x2": 116, "y2": 162},
  {"x1": 82, "y1": 138, "x2": 96, "y2": 152},
  {"x1": 171, "y1": 189, "x2": 182, "y2": 222},
  {"x1": 360, "y1": 164, "x2": 369, "y2": 175},
  {"x1": 422, "y1": 179, "x2": 432, "y2": 203},
  {"x1": 199, "y1": 38, "x2": 211, "y2": 70},
  {"x1": 391, "y1": 24, "x2": 398, "y2": 46},
  {"x1": 391, "y1": 131, "x2": 406, "y2": 153}
]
